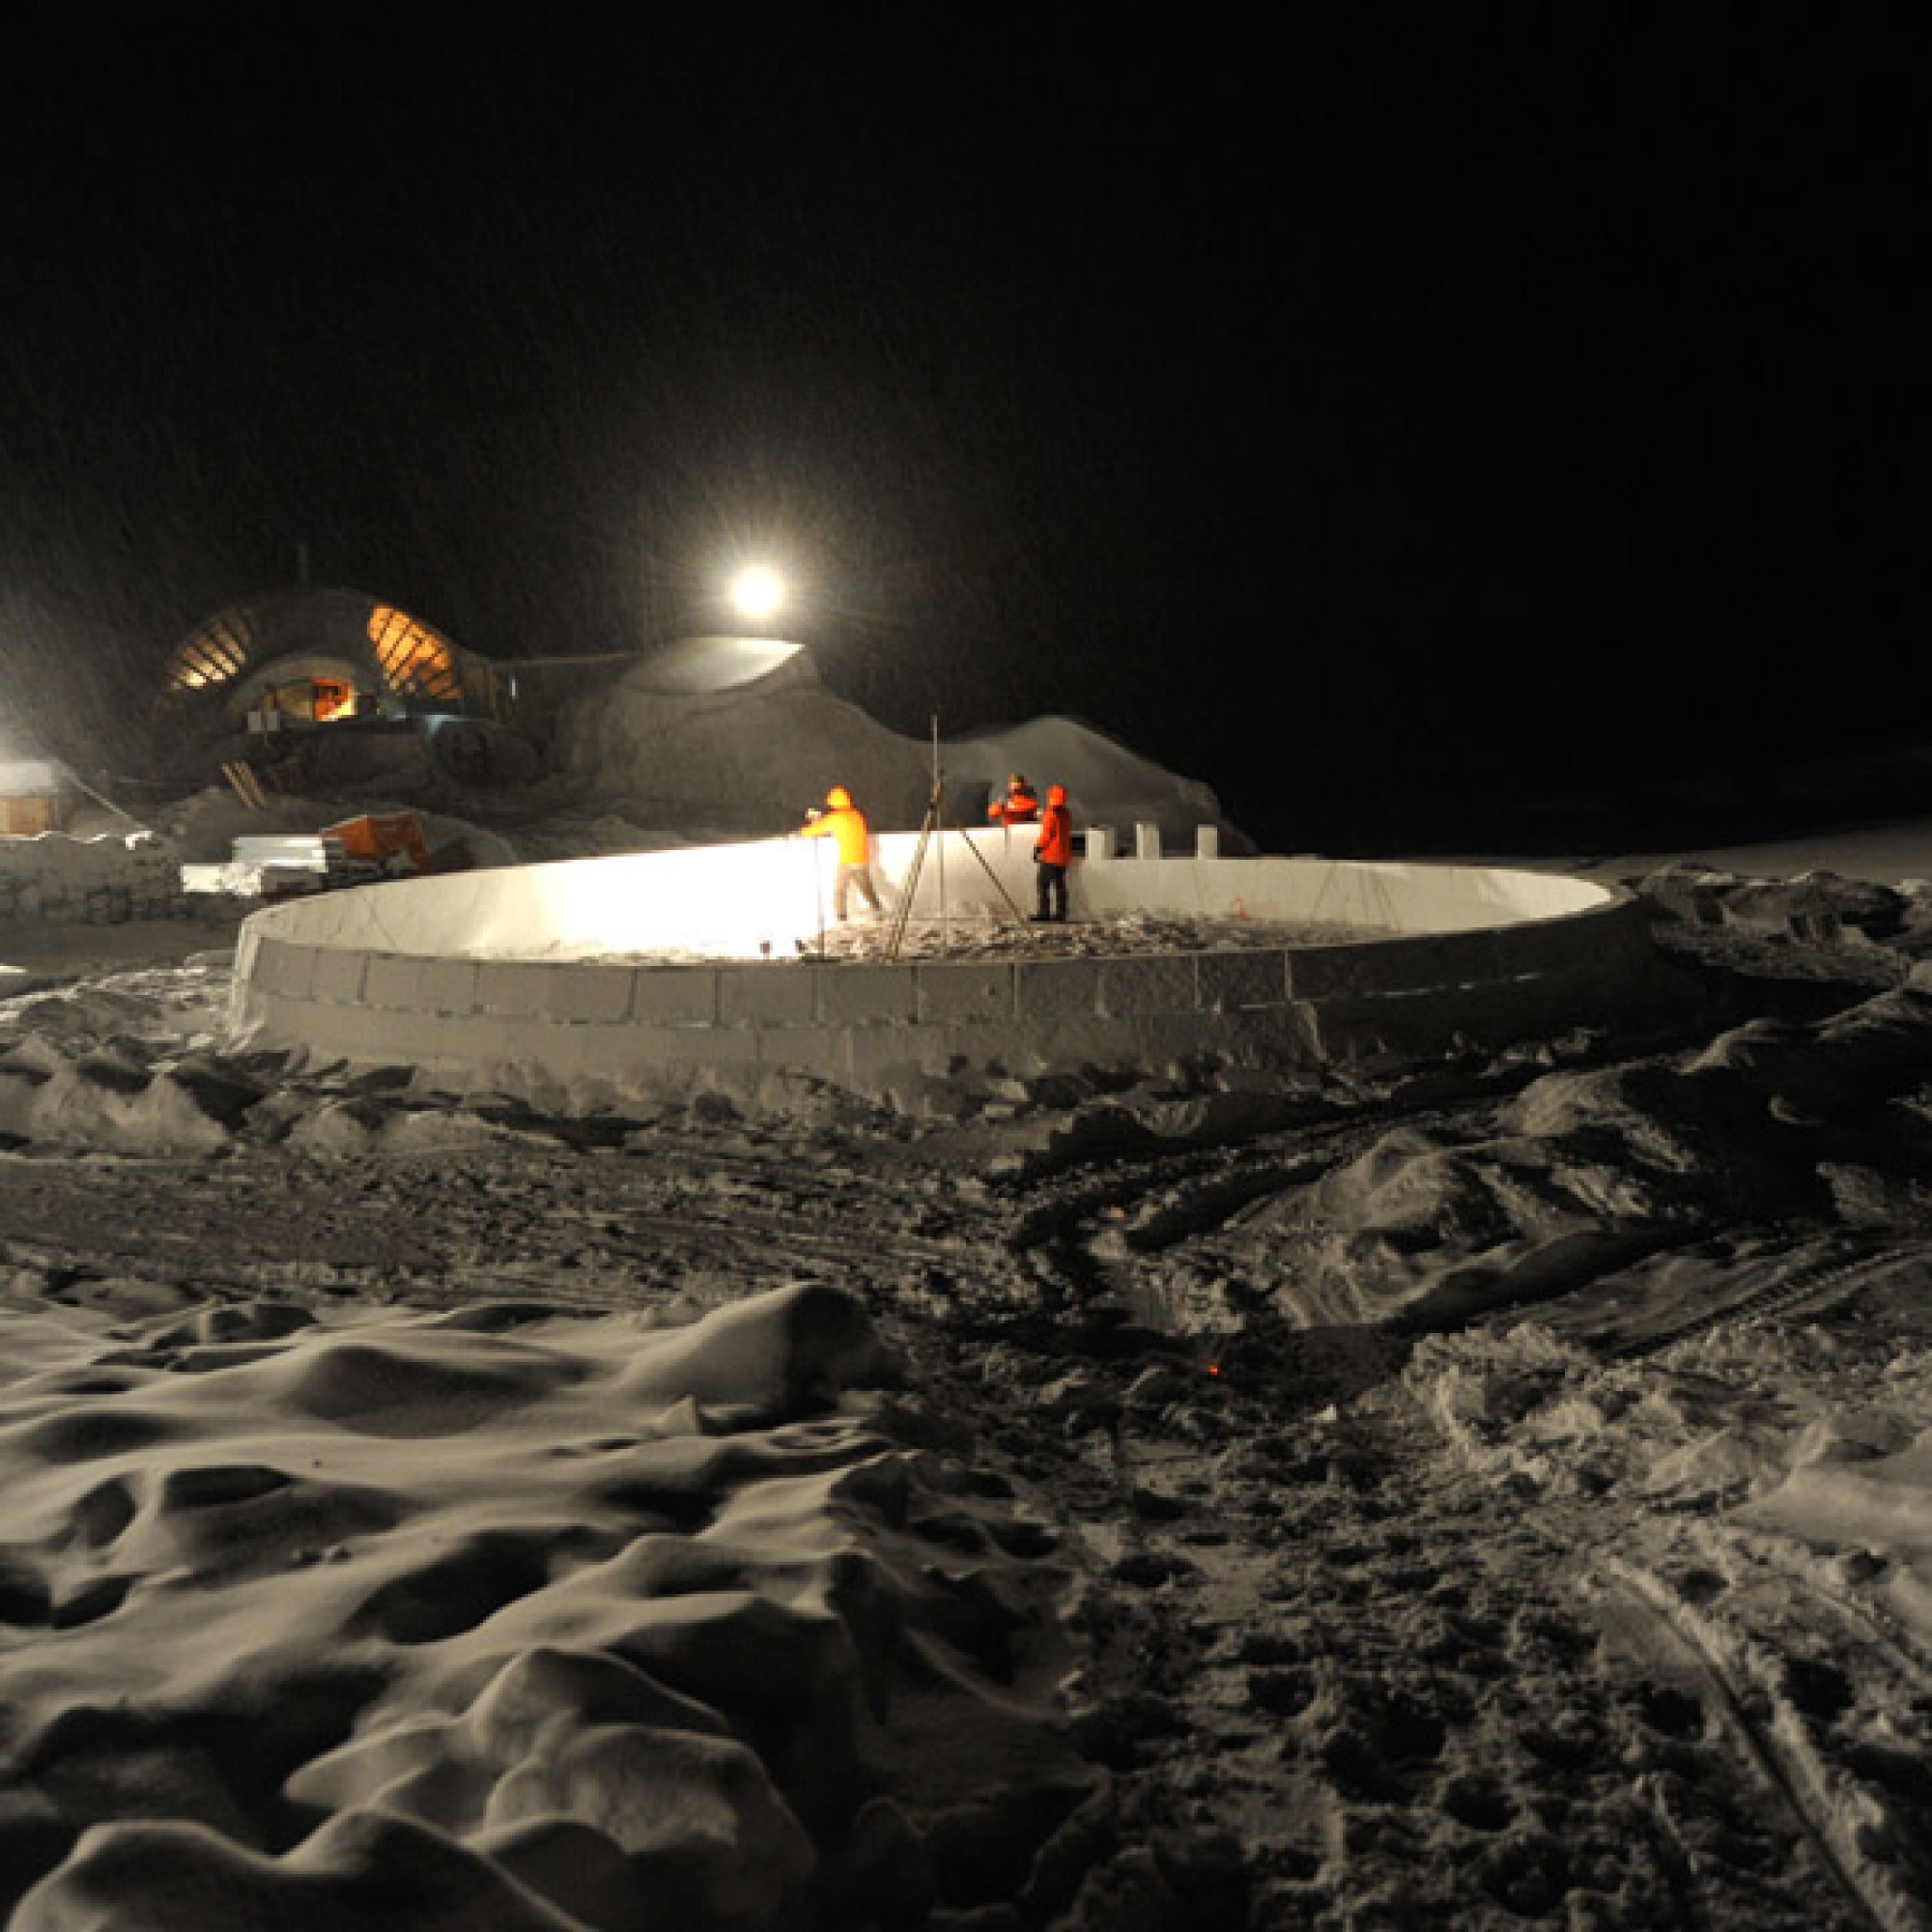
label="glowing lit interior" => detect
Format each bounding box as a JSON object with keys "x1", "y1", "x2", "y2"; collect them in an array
[
  {"x1": 163, "y1": 598, "x2": 489, "y2": 716},
  {"x1": 246, "y1": 833, "x2": 1625, "y2": 969},
  {"x1": 367, "y1": 606, "x2": 463, "y2": 702},
  {"x1": 433, "y1": 836, "x2": 838, "y2": 961},
  {"x1": 164, "y1": 612, "x2": 255, "y2": 692}
]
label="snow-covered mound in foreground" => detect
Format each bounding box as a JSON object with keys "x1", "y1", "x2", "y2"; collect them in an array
[
  {"x1": 2, "y1": 1282, "x2": 1092, "y2": 1931},
  {"x1": 1266, "y1": 952, "x2": 1932, "y2": 1332},
  {"x1": 550, "y1": 639, "x2": 1252, "y2": 851}
]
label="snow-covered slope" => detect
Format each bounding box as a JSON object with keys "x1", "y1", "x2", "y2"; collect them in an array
[{"x1": 550, "y1": 638, "x2": 1254, "y2": 851}]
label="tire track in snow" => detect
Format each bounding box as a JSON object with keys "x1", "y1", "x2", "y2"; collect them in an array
[
  {"x1": 1594, "y1": 1560, "x2": 1915, "y2": 1931},
  {"x1": 1, "y1": 1129, "x2": 1038, "y2": 1319},
  {"x1": 1609, "y1": 1238, "x2": 1932, "y2": 1363}
]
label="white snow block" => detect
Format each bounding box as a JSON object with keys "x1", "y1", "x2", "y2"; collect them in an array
[
  {"x1": 915, "y1": 960, "x2": 1017, "y2": 1025},
  {"x1": 757, "y1": 1024, "x2": 852, "y2": 1080},
  {"x1": 1135, "y1": 822, "x2": 1161, "y2": 860},
  {"x1": 471, "y1": 960, "x2": 638, "y2": 1025},
  {"x1": 232, "y1": 923, "x2": 263, "y2": 983},
  {"x1": 816, "y1": 963, "x2": 916, "y2": 1026},
  {"x1": 615, "y1": 1022, "x2": 759, "y2": 1071},
  {"x1": 1014, "y1": 957, "x2": 1103, "y2": 1020},
  {"x1": 474, "y1": 961, "x2": 562, "y2": 1018},
  {"x1": 419, "y1": 957, "x2": 481, "y2": 1015},
  {"x1": 308, "y1": 948, "x2": 367, "y2": 1005},
  {"x1": 1195, "y1": 950, "x2": 1291, "y2": 1010},
  {"x1": 720, "y1": 965, "x2": 819, "y2": 1028},
  {"x1": 628, "y1": 968, "x2": 720, "y2": 1026},
  {"x1": 361, "y1": 953, "x2": 428, "y2": 1010},
  {"x1": 1284, "y1": 934, "x2": 1475, "y2": 1002},
  {"x1": 252, "y1": 937, "x2": 315, "y2": 1001},
  {"x1": 403, "y1": 1011, "x2": 522, "y2": 1070},
  {"x1": 1099, "y1": 954, "x2": 1198, "y2": 1018},
  {"x1": 539, "y1": 961, "x2": 639, "y2": 1025}
]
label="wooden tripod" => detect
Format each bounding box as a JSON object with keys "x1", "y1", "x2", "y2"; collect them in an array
[{"x1": 886, "y1": 777, "x2": 1037, "y2": 962}]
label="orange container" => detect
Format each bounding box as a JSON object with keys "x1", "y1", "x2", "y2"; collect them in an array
[{"x1": 324, "y1": 812, "x2": 429, "y2": 866}]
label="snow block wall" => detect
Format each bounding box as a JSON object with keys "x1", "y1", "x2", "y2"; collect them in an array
[
  {"x1": 228, "y1": 838, "x2": 1669, "y2": 1097},
  {"x1": 0, "y1": 833, "x2": 189, "y2": 925}
]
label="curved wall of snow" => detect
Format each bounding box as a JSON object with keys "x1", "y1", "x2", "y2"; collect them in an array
[{"x1": 227, "y1": 832, "x2": 1664, "y2": 1095}]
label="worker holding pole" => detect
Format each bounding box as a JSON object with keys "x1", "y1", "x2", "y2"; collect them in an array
[{"x1": 800, "y1": 786, "x2": 883, "y2": 923}]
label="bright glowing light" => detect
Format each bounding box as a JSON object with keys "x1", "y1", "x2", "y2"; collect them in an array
[
  {"x1": 457, "y1": 835, "x2": 834, "y2": 962},
  {"x1": 729, "y1": 565, "x2": 786, "y2": 621}
]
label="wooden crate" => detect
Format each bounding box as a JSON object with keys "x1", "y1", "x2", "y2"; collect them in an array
[{"x1": 0, "y1": 793, "x2": 70, "y2": 837}]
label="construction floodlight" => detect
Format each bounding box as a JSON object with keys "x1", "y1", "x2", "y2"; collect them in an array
[{"x1": 728, "y1": 565, "x2": 785, "y2": 622}]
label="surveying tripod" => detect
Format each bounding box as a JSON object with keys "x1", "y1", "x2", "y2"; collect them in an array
[{"x1": 885, "y1": 773, "x2": 1038, "y2": 962}]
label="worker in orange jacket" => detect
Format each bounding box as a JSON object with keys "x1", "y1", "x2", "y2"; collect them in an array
[
  {"x1": 987, "y1": 773, "x2": 1039, "y2": 827},
  {"x1": 800, "y1": 784, "x2": 884, "y2": 923},
  {"x1": 1031, "y1": 782, "x2": 1072, "y2": 923}
]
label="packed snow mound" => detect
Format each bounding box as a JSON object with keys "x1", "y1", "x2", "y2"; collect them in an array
[
  {"x1": 557, "y1": 671, "x2": 936, "y2": 834},
  {"x1": 616, "y1": 634, "x2": 818, "y2": 696},
  {"x1": 946, "y1": 713, "x2": 1253, "y2": 853},
  {"x1": 1265, "y1": 968, "x2": 1932, "y2": 1330},
  {"x1": 1, "y1": 1283, "x2": 1091, "y2": 1932},
  {"x1": 551, "y1": 642, "x2": 1252, "y2": 850},
  {"x1": 1634, "y1": 859, "x2": 1932, "y2": 949}
]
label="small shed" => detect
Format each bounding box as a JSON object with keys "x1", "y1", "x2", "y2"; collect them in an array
[{"x1": 0, "y1": 758, "x2": 76, "y2": 838}]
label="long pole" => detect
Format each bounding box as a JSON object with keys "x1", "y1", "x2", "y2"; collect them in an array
[
  {"x1": 931, "y1": 715, "x2": 948, "y2": 953},
  {"x1": 955, "y1": 824, "x2": 1039, "y2": 936},
  {"x1": 808, "y1": 831, "x2": 826, "y2": 958},
  {"x1": 886, "y1": 792, "x2": 937, "y2": 961}
]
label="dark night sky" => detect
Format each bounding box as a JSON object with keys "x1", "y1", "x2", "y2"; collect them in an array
[{"x1": 1, "y1": 10, "x2": 1924, "y2": 850}]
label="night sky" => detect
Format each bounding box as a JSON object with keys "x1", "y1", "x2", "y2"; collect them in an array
[{"x1": 2, "y1": 11, "x2": 1924, "y2": 851}]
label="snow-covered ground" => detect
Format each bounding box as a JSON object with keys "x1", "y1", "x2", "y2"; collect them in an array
[{"x1": 5, "y1": 789, "x2": 1932, "y2": 1928}]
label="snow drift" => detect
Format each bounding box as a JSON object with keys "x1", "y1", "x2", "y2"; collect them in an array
[
  {"x1": 0, "y1": 1283, "x2": 1092, "y2": 1931},
  {"x1": 548, "y1": 638, "x2": 1253, "y2": 852}
]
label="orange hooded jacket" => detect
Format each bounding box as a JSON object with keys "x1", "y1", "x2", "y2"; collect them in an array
[
  {"x1": 1034, "y1": 784, "x2": 1072, "y2": 867},
  {"x1": 988, "y1": 777, "x2": 1039, "y2": 826},
  {"x1": 802, "y1": 786, "x2": 872, "y2": 867}
]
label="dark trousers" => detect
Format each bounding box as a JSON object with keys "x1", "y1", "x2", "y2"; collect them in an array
[{"x1": 1036, "y1": 861, "x2": 1067, "y2": 921}]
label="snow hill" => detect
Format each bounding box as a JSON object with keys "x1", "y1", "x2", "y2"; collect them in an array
[{"x1": 547, "y1": 638, "x2": 1252, "y2": 853}]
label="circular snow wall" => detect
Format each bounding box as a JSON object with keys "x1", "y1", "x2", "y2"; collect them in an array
[{"x1": 228, "y1": 830, "x2": 1663, "y2": 1096}]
